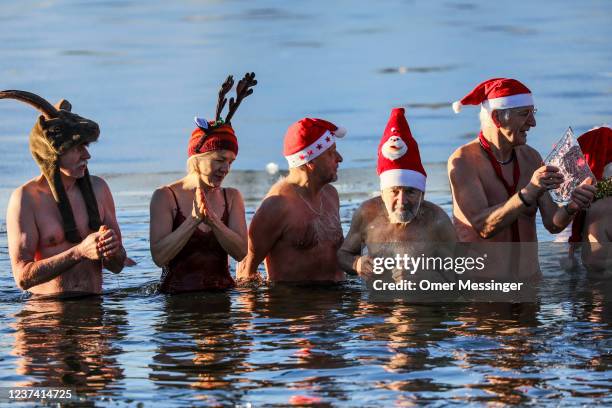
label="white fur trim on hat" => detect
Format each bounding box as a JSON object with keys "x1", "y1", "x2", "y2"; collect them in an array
[
  {"x1": 334, "y1": 126, "x2": 347, "y2": 138},
  {"x1": 379, "y1": 169, "x2": 426, "y2": 191},
  {"x1": 285, "y1": 130, "x2": 337, "y2": 168},
  {"x1": 452, "y1": 101, "x2": 462, "y2": 114},
  {"x1": 482, "y1": 93, "x2": 534, "y2": 112}
]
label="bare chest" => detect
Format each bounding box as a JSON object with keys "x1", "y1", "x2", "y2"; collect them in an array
[
  {"x1": 363, "y1": 216, "x2": 435, "y2": 254},
  {"x1": 36, "y1": 190, "x2": 103, "y2": 255},
  {"x1": 478, "y1": 158, "x2": 535, "y2": 205},
  {"x1": 282, "y1": 202, "x2": 343, "y2": 250}
]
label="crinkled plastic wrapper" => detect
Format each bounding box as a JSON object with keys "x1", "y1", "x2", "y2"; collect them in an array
[{"x1": 544, "y1": 127, "x2": 594, "y2": 204}]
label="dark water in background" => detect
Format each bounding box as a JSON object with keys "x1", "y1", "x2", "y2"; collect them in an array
[{"x1": 0, "y1": 0, "x2": 611, "y2": 406}]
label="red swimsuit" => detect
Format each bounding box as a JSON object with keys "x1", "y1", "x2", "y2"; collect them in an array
[{"x1": 159, "y1": 187, "x2": 236, "y2": 294}]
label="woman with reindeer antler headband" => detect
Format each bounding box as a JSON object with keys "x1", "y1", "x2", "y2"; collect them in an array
[{"x1": 150, "y1": 73, "x2": 256, "y2": 294}]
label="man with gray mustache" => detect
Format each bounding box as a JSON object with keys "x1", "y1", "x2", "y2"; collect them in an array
[
  {"x1": 338, "y1": 108, "x2": 456, "y2": 281},
  {"x1": 2, "y1": 90, "x2": 127, "y2": 296}
]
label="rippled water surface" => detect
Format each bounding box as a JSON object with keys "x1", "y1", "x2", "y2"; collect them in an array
[
  {"x1": 0, "y1": 0, "x2": 611, "y2": 406},
  {"x1": 1, "y1": 169, "x2": 611, "y2": 406}
]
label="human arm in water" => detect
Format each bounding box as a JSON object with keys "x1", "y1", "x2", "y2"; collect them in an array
[
  {"x1": 7, "y1": 186, "x2": 104, "y2": 290},
  {"x1": 337, "y1": 204, "x2": 373, "y2": 279},
  {"x1": 236, "y1": 195, "x2": 286, "y2": 285},
  {"x1": 94, "y1": 177, "x2": 127, "y2": 273}
]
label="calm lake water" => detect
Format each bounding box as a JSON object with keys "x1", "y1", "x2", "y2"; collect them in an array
[{"x1": 1, "y1": 0, "x2": 611, "y2": 406}]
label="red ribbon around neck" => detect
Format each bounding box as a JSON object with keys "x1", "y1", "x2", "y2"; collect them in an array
[{"x1": 478, "y1": 132, "x2": 521, "y2": 242}]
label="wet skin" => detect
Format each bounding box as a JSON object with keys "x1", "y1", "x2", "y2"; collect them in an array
[
  {"x1": 7, "y1": 144, "x2": 126, "y2": 295},
  {"x1": 237, "y1": 146, "x2": 345, "y2": 284}
]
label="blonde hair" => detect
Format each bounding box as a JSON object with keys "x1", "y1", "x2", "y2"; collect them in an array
[{"x1": 183, "y1": 152, "x2": 213, "y2": 189}]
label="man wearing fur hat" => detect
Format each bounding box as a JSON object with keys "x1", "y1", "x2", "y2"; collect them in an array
[
  {"x1": 3, "y1": 90, "x2": 126, "y2": 296},
  {"x1": 448, "y1": 78, "x2": 596, "y2": 278},
  {"x1": 338, "y1": 108, "x2": 457, "y2": 281},
  {"x1": 237, "y1": 118, "x2": 346, "y2": 284}
]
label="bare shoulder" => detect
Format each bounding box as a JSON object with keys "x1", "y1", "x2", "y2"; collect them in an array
[
  {"x1": 359, "y1": 196, "x2": 383, "y2": 215},
  {"x1": 422, "y1": 200, "x2": 451, "y2": 222},
  {"x1": 587, "y1": 197, "x2": 612, "y2": 223},
  {"x1": 258, "y1": 181, "x2": 291, "y2": 216},
  {"x1": 448, "y1": 141, "x2": 479, "y2": 171},
  {"x1": 89, "y1": 175, "x2": 113, "y2": 198},
  {"x1": 151, "y1": 184, "x2": 173, "y2": 202},
  {"x1": 223, "y1": 187, "x2": 244, "y2": 208},
  {"x1": 322, "y1": 183, "x2": 339, "y2": 199},
  {"x1": 223, "y1": 187, "x2": 243, "y2": 200},
  {"x1": 8, "y1": 179, "x2": 40, "y2": 209},
  {"x1": 267, "y1": 178, "x2": 289, "y2": 195},
  {"x1": 8, "y1": 184, "x2": 29, "y2": 211}
]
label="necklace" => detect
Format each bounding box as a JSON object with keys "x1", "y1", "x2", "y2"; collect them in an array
[
  {"x1": 295, "y1": 188, "x2": 323, "y2": 216},
  {"x1": 479, "y1": 139, "x2": 515, "y2": 165}
]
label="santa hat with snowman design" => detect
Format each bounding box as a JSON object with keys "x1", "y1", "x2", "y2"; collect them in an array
[{"x1": 377, "y1": 108, "x2": 427, "y2": 191}]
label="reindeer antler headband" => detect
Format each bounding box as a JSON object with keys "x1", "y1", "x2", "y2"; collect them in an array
[{"x1": 191, "y1": 72, "x2": 257, "y2": 155}]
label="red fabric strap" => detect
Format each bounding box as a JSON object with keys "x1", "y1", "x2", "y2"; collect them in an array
[{"x1": 478, "y1": 132, "x2": 521, "y2": 242}]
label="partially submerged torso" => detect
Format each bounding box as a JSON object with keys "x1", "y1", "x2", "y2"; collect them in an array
[
  {"x1": 20, "y1": 177, "x2": 105, "y2": 295},
  {"x1": 450, "y1": 141, "x2": 540, "y2": 243},
  {"x1": 357, "y1": 197, "x2": 455, "y2": 281},
  {"x1": 159, "y1": 184, "x2": 235, "y2": 294},
  {"x1": 264, "y1": 181, "x2": 345, "y2": 283},
  {"x1": 581, "y1": 196, "x2": 612, "y2": 276},
  {"x1": 358, "y1": 198, "x2": 446, "y2": 254},
  {"x1": 449, "y1": 141, "x2": 542, "y2": 280}
]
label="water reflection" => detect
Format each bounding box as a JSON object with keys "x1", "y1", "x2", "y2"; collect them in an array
[
  {"x1": 245, "y1": 284, "x2": 360, "y2": 404},
  {"x1": 148, "y1": 291, "x2": 249, "y2": 405},
  {"x1": 11, "y1": 296, "x2": 126, "y2": 396}
]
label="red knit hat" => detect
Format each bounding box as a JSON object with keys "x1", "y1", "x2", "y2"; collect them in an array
[
  {"x1": 283, "y1": 118, "x2": 347, "y2": 168},
  {"x1": 377, "y1": 108, "x2": 426, "y2": 191},
  {"x1": 452, "y1": 78, "x2": 534, "y2": 113},
  {"x1": 188, "y1": 72, "x2": 257, "y2": 158},
  {"x1": 187, "y1": 120, "x2": 238, "y2": 157},
  {"x1": 577, "y1": 126, "x2": 612, "y2": 180}
]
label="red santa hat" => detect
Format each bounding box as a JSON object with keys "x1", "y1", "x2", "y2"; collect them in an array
[
  {"x1": 577, "y1": 125, "x2": 612, "y2": 180},
  {"x1": 283, "y1": 118, "x2": 347, "y2": 168},
  {"x1": 377, "y1": 108, "x2": 427, "y2": 191},
  {"x1": 452, "y1": 78, "x2": 534, "y2": 113}
]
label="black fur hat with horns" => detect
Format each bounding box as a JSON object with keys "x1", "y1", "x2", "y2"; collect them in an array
[{"x1": 0, "y1": 90, "x2": 102, "y2": 243}]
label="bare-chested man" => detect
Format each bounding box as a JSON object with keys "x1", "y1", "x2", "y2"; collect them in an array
[
  {"x1": 237, "y1": 118, "x2": 346, "y2": 284},
  {"x1": 448, "y1": 78, "x2": 595, "y2": 277},
  {"x1": 3, "y1": 90, "x2": 126, "y2": 296},
  {"x1": 568, "y1": 126, "x2": 612, "y2": 274},
  {"x1": 338, "y1": 108, "x2": 456, "y2": 280}
]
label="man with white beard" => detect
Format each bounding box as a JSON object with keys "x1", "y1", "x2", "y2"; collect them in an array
[{"x1": 338, "y1": 108, "x2": 456, "y2": 280}]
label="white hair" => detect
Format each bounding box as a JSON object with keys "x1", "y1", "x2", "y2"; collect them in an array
[{"x1": 478, "y1": 106, "x2": 511, "y2": 129}]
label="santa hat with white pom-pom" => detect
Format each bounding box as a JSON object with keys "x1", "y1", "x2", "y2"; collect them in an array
[
  {"x1": 283, "y1": 118, "x2": 347, "y2": 168},
  {"x1": 452, "y1": 78, "x2": 534, "y2": 114},
  {"x1": 377, "y1": 108, "x2": 427, "y2": 191}
]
